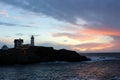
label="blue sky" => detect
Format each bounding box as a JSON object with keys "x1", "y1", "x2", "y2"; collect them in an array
[{"x1": 0, "y1": 0, "x2": 120, "y2": 52}]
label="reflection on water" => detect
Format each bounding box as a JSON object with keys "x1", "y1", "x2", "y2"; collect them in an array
[
  {"x1": 0, "y1": 58, "x2": 120, "y2": 80},
  {"x1": 0, "y1": 63, "x2": 81, "y2": 80}
]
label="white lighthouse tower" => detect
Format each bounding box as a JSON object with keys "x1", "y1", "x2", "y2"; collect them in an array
[{"x1": 31, "y1": 35, "x2": 34, "y2": 46}]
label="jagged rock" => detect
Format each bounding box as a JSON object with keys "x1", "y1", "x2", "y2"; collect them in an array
[{"x1": 0, "y1": 46, "x2": 90, "y2": 65}]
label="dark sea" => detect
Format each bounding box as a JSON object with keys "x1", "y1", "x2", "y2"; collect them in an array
[{"x1": 0, "y1": 53, "x2": 120, "y2": 80}]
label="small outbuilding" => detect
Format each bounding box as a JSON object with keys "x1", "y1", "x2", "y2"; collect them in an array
[{"x1": 1, "y1": 45, "x2": 9, "y2": 50}]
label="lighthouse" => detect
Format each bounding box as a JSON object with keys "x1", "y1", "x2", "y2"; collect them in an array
[{"x1": 31, "y1": 35, "x2": 34, "y2": 46}]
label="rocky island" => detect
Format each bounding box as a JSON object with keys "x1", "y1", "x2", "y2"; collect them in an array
[
  {"x1": 0, "y1": 46, "x2": 90, "y2": 65},
  {"x1": 0, "y1": 36, "x2": 90, "y2": 65}
]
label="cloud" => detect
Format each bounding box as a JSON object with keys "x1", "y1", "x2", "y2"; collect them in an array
[
  {"x1": 15, "y1": 33, "x2": 24, "y2": 36},
  {"x1": 34, "y1": 35, "x2": 40, "y2": 37},
  {"x1": 40, "y1": 42, "x2": 72, "y2": 50},
  {"x1": 2, "y1": 0, "x2": 120, "y2": 28},
  {"x1": 0, "y1": 10, "x2": 9, "y2": 17},
  {"x1": 72, "y1": 43, "x2": 114, "y2": 52},
  {"x1": 0, "y1": 21, "x2": 32, "y2": 27},
  {"x1": 1, "y1": 0, "x2": 120, "y2": 52},
  {"x1": 13, "y1": 16, "x2": 24, "y2": 20},
  {"x1": 80, "y1": 27, "x2": 120, "y2": 37},
  {"x1": 69, "y1": 34, "x2": 120, "y2": 52},
  {"x1": 0, "y1": 22, "x2": 16, "y2": 26},
  {"x1": 52, "y1": 23, "x2": 120, "y2": 52},
  {"x1": 53, "y1": 32, "x2": 98, "y2": 42},
  {"x1": 52, "y1": 23, "x2": 117, "y2": 43},
  {"x1": 2, "y1": 0, "x2": 120, "y2": 32}
]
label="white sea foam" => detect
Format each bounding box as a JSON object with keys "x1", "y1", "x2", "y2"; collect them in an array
[{"x1": 87, "y1": 56, "x2": 120, "y2": 63}]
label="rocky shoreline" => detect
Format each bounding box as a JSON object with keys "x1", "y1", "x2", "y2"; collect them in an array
[{"x1": 0, "y1": 46, "x2": 90, "y2": 65}]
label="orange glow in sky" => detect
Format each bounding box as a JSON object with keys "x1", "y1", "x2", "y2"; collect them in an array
[{"x1": 0, "y1": 0, "x2": 120, "y2": 52}]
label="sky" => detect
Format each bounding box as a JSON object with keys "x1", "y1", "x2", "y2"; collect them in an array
[{"x1": 0, "y1": 0, "x2": 120, "y2": 52}]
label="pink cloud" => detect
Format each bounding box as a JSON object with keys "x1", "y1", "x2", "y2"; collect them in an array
[
  {"x1": 52, "y1": 24, "x2": 120, "y2": 52},
  {"x1": 72, "y1": 43, "x2": 114, "y2": 52},
  {"x1": 0, "y1": 10, "x2": 9, "y2": 17},
  {"x1": 80, "y1": 27, "x2": 120, "y2": 36}
]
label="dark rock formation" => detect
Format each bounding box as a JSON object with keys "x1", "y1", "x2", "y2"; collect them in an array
[{"x1": 0, "y1": 46, "x2": 90, "y2": 65}]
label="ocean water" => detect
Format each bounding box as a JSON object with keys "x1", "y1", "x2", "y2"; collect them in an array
[
  {"x1": 0, "y1": 54, "x2": 120, "y2": 80},
  {"x1": 0, "y1": 62, "x2": 83, "y2": 80}
]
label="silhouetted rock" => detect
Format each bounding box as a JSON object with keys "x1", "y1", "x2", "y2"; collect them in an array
[{"x1": 0, "y1": 46, "x2": 90, "y2": 65}]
